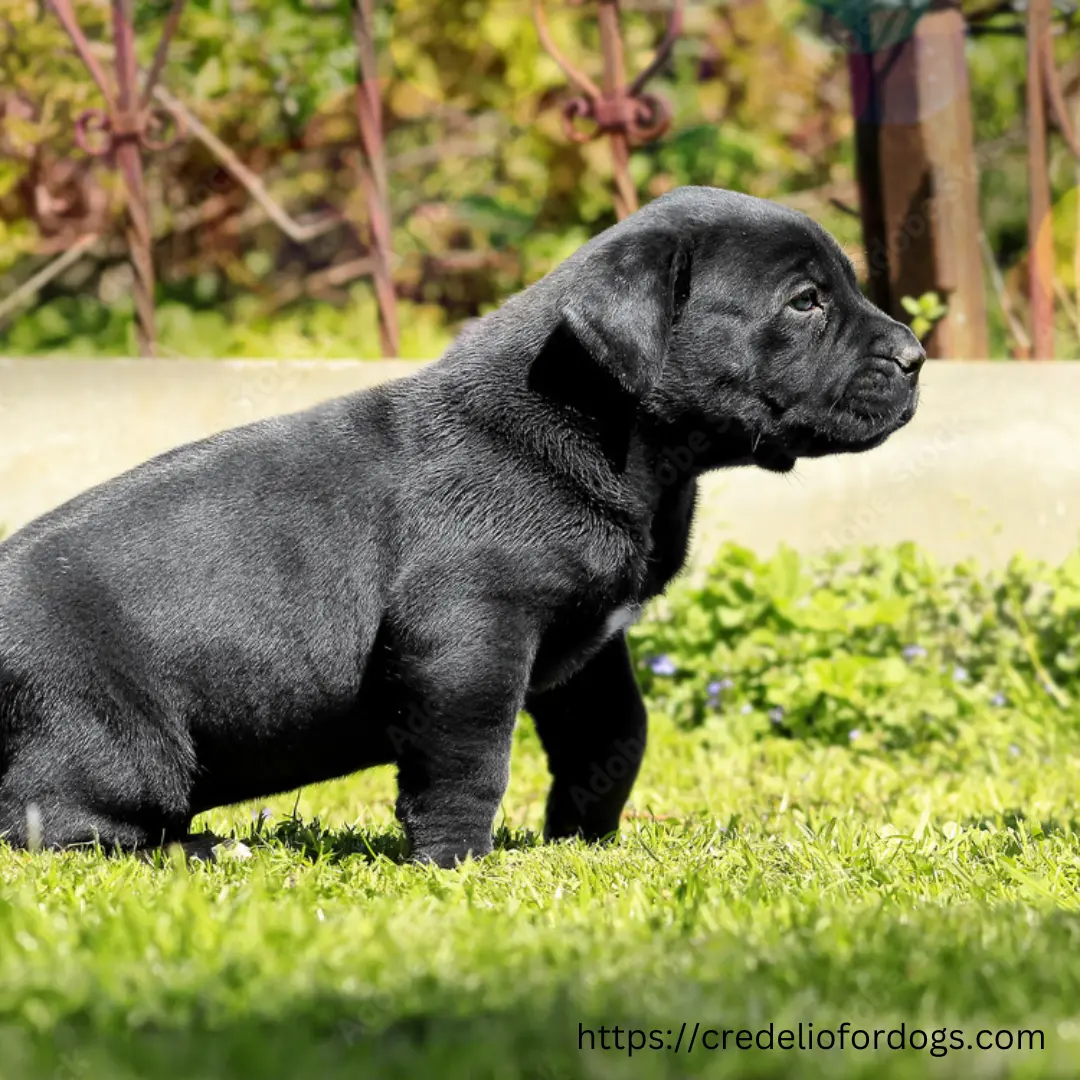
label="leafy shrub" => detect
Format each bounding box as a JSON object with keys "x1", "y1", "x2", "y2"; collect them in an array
[
  {"x1": 629, "y1": 542, "x2": 1080, "y2": 748},
  {"x1": 0, "y1": 0, "x2": 859, "y2": 358},
  {"x1": 0, "y1": 284, "x2": 455, "y2": 359},
  {"x1": 3, "y1": 1, "x2": 1076, "y2": 358},
  {"x1": 0, "y1": 517, "x2": 1074, "y2": 753},
  {"x1": 900, "y1": 291, "x2": 948, "y2": 342}
]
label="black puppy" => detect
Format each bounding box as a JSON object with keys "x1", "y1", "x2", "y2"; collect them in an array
[{"x1": 0, "y1": 187, "x2": 923, "y2": 865}]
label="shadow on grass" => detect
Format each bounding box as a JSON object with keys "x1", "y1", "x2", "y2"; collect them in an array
[
  {"x1": 962, "y1": 807, "x2": 1080, "y2": 840},
  {"x1": 2, "y1": 1006, "x2": 580, "y2": 1080},
  {"x1": 238, "y1": 816, "x2": 543, "y2": 866},
  {"x1": 0, "y1": 996, "x2": 855, "y2": 1080}
]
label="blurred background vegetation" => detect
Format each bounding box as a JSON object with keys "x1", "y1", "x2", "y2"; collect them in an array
[{"x1": 0, "y1": 0, "x2": 1078, "y2": 358}]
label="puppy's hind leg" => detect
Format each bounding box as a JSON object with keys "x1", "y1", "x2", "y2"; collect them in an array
[
  {"x1": 0, "y1": 722, "x2": 193, "y2": 854},
  {"x1": 0, "y1": 796, "x2": 157, "y2": 853}
]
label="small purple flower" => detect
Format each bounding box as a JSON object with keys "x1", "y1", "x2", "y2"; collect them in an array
[
  {"x1": 768, "y1": 706, "x2": 785, "y2": 725},
  {"x1": 953, "y1": 666, "x2": 969, "y2": 683},
  {"x1": 849, "y1": 728, "x2": 862, "y2": 741},
  {"x1": 903, "y1": 644, "x2": 928, "y2": 661},
  {"x1": 707, "y1": 678, "x2": 735, "y2": 698},
  {"x1": 648, "y1": 655, "x2": 677, "y2": 676},
  {"x1": 740, "y1": 704, "x2": 753, "y2": 716},
  {"x1": 1008, "y1": 744, "x2": 1021, "y2": 758},
  {"x1": 990, "y1": 692, "x2": 1007, "y2": 708}
]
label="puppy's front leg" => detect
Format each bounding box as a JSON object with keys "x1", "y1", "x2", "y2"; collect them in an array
[
  {"x1": 526, "y1": 635, "x2": 647, "y2": 843},
  {"x1": 391, "y1": 608, "x2": 535, "y2": 868}
]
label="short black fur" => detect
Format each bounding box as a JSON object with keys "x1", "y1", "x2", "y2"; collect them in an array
[{"x1": 0, "y1": 187, "x2": 923, "y2": 865}]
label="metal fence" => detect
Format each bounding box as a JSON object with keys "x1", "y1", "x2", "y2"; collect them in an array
[{"x1": 3, "y1": 0, "x2": 1080, "y2": 359}]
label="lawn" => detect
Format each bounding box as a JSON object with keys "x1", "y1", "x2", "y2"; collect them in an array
[{"x1": 1, "y1": 544, "x2": 1079, "y2": 1080}]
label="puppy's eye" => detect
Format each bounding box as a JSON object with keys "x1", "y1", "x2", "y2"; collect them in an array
[{"x1": 788, "y1": 288, "x2": 820, "y2": 313}]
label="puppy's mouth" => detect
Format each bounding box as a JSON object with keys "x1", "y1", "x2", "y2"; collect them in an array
[
  {"x1": 759, "y1": 379, "x2": 918, "y2": 468},
  {"x1": 803, "y1": 397, "x2": 916, "y2": 456},
  {"x1": 814, "y1": 357, "x2": 920, "y2": 447},
  {"x1": 751, "y1": 441, "x2": 798, "y2": 473}
]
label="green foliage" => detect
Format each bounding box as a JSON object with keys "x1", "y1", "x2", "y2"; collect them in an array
[
  {"x1": 900, "y1": 290, "x2": 948, "y2": 341},
  {"x1": 0, "y1": 539, "x2": 1077, "y2": 1076},
  {"x1": 0, "y1": 666, "x2": 1076, "y2": 1078},
  {"x1": 0, "y1": 0, "x2": 1077, "y2": 357},
  {"x1": 630, "y1": 542, "x2": 1080, "y2": 748},
  {"x1": 2, "y1": 285, "x2": 455, "y2": 359},
  {"x1": 0, "y1": 0, "x2": 855, "y2": 356}
]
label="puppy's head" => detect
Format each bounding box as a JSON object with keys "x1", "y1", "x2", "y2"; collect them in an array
[{"x1": 545, "y1": 186, "x2": 924, "y2": 474}]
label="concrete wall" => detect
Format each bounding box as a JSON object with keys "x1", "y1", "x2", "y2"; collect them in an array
[{"x1": 1, "y1": 358, "x2": 1078, "y2": 569}]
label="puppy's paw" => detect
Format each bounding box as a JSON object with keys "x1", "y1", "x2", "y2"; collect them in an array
[
  {"x1": 212, "y1": 838, "x2": 253, "y2": 861},
  {"x1": 544, "y1": 824, "x2": 620, "y2": 845},
  {"x1": 409, "y1": 840, "x2": 493, "y2": 869},
  {"x1": 543, "y1": 808, "x2": 623, "y2": 845},
  {"x1": 139, "y1": 832, "x2": 242, "y2": 866}
]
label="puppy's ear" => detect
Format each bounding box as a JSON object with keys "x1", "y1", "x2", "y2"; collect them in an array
[{"x1": 559, "y1": 228, "x2": 691, "y2": 398}]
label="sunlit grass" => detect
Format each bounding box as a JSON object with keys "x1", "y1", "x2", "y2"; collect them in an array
[{"x1": 1, "y1": 698, "x2": 1078, "y2": 1079}]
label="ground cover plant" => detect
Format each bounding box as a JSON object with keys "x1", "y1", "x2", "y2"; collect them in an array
[{"x1": 0, "y1": 541, "x2": 1079, "y2": 1079}]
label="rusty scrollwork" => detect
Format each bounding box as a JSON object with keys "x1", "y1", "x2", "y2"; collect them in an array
[{"x1": 534, "y1": 0, "x2": 683, "y2": 218}]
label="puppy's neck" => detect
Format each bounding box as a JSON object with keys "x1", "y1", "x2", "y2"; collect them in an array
[{"x1": 636, "y1": 412, "x2": 763, "y2": 481}]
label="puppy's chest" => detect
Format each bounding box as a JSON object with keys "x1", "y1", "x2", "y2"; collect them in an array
[
  {"x1": 597, "y1": 603, "x2": 641, "y2": 640},
  {"x1": 525, "y1": 484, "x2": 694, "y2": 693},
  {"x1": 529, "y1": 601, "x2": 642, "y2": 692}
]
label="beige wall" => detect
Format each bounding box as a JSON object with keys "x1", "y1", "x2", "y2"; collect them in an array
[{"x1": 1, "y1": 358, "x2": 1078, "y2": 569}]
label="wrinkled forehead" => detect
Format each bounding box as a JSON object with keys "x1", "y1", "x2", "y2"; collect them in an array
[{"x1": 694, "y1": 213, "x2": 858, "y2": 291}]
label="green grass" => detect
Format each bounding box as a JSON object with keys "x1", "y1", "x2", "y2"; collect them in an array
[{"x1": 2, "y1": 544, "x2": 1080, "y2": 1079}]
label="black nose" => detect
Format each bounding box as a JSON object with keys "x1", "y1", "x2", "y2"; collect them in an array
[{"x1": 894, "y1": 341, "x2": 925, "y2": 376}]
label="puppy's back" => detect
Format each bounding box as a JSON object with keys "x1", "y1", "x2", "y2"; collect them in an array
[{"x1": 0, "y1": 382, "x2": 413, "y2": 760}]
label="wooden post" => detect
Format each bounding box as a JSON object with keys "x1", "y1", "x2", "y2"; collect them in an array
[
  {"x1": 849, "y1": 4, "x2": 988, "y2": 358},
  {"x1": 1027, "y1": 0, "x2": 1055, "y2": 359},
  {"x1": 111, "y1": 0, "x2": 157, "y2": 357}
]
